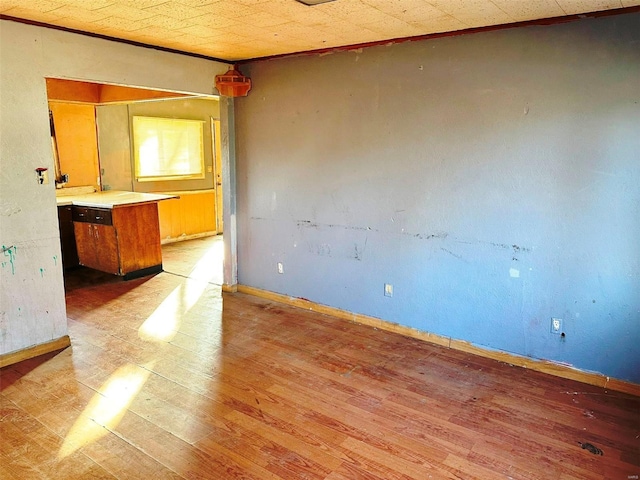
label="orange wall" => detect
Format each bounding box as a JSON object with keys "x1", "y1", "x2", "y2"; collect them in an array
[
  {"x1": 49, "y1": 102, "x2": 100, "y2": 189},
  {"x1": 46, "y1": 78, "x2": 187, "y2": 104},
  {"x1": 46, "y1": 78, "x2": 100, "y2": 103},
  {"x1": 99, "y1": 84, "x2": 187, "y2": 103}
]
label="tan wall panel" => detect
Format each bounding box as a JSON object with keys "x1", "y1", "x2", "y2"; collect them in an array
[{"x1": 158, "y1": 190, "x2": 216, "y2": 241}]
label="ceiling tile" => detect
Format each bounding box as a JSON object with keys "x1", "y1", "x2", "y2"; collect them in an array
[
  {"x1": 195, "y1": 0, "x2": 255, "y2": 17},
  {"x1": 80, "y1": 0, "x2": 116, "y2": 10},
  {"x1": 1, "y1": 0, "x2": 64, "y2": 13},
  {"x1": 90, "y1": 15, "x2": 145, "y2": 32},
  {"x1": 177, "y1": 23, "x2": 224, "y2": 36},
  {"x1": 2, "y1": 0, "x2": 636, "y2": 61},
  {"x1": 1, "y1": 5, "x2": 66, "y2": 22},
  {"x1": 235, "y1": 10, "x2": 289, "y2": 27},
  {"x1": 177, "y1": 0, "x2": 222, "y2": 6},
  {"x1": 188, "y1": 12, "x2": 242, "y2": 27},
  {"x1": 490, "y1": 0, "x2": 566, "y2": 20},
  {"x1": 137, "y1": 13, "x2": 194, "y2": 29},
  {"x1": 557, "y1": 0, "x2": 624, "y2": 15},
  {"x1": 143, "y1": 1, "x2": 208, "y2": 19},
  {"x1": 93, "y1": 4, "x2": 156, "y2": 21},
  {"x1": 110, "y1": 0, "x2": 169, "y2": 8},
  {"x1": 48, "y1": 4, "x2": 112, "y2": 22}
]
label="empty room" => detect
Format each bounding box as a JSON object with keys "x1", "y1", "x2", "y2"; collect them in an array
[{"x1": 0, "y1": 1, "x2": 638, "y2": 478}]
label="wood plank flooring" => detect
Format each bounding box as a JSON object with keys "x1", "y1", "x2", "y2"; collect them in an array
[{"x1": 1, "y1": 236, "x2": 638, "y2": 479}]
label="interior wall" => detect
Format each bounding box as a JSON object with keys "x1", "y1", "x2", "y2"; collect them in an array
[
  {"x1": 95, "y1": 104, "x2": 133, "y2": 192},
  {"x1": 49, "y1": 102, "x2": 100, "y2": 189},
  {"x1": 97, "y1": 97, "x2": 220, "y2": 193},
  {"x1": 0, "y1": 19, "x2": 228, "y2": 357},
  {"x1": 235, "y1": 13, "x2": 640, "y2": 383}
]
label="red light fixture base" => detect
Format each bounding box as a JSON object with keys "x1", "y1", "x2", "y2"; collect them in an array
[{"x1": 215, "y1": 66, "x2": 252, "y2": 97}]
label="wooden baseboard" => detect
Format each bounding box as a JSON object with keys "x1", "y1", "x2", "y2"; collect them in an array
[
  {"x1": 236, "y1": 285, "x2": 640, "y2": 397},
  {"x1": 222, "y1": 283, "x2": 238, "y2": 293},
  {"x1": 0, "y1": 335, "x2": 71, "y2": 369},
  {"x1": 160, "y1": 231, "x2": 218, "y2": 245}
]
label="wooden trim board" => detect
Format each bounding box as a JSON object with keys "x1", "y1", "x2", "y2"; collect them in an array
[
  {"x1": 160, "y1": 231, "x2": 218, "y2": 245},
  {"x1": 222, "y1": 283, "x2": 238, "y2": 293},
  {"x1": 236, "y1": 285, "x2": 640, "y2": 397},
  {"x1": 0, "y1": 335, "x2": 71, "y2": 369}
]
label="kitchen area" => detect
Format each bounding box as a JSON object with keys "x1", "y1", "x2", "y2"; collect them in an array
[{"x1": 48, "y1": 78, "x2": 222, "y2": 281}]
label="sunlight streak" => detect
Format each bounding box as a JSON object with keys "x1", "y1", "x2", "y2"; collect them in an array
[
  {"x1": 138, "y1": 278, "x2": 208, "y2": 342},
  {"x1": 58, "y1": 362, "x2": 154, "y2": 459},
  {"x1": 188, "y1": 239, "x2": 224, "y2": 284}
]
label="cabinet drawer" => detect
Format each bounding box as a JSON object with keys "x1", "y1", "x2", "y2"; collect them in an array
[{"x1": 72, "y1": 207, "x2": 112, "y2": 225}]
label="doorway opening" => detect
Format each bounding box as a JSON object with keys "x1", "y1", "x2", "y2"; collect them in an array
[{"x1": 47, "y1": 78, "x2": 225, "y2": 294}]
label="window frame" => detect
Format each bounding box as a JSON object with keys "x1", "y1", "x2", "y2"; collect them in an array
[{"x1": 132, "y1": 115, "x2": 206, "y2": 183}]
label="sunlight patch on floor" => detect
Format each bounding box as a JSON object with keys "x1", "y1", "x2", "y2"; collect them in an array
[
  {"x1": 187, "y1": 238, "x2": 224, "y2": 284},
  {"x1": 138, "y1": 277, "x2": 209, "y2": 342},
  {"x1": 58, "y1": 362, "x2": 154, "y2": 459}
]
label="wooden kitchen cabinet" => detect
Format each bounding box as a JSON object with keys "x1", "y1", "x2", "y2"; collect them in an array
[
  {"x1": 73, "y1": 202, "x2": 163, "y2": 279},
  {"x1": 74, "y1": 222, "x2": 119, "y2": 274}
]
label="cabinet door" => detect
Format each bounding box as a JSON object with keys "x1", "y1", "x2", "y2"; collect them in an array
[
  {"x1": 73, "y1": 223, "x2": 120, "y2": 274},
  {"x1": 113, "y1": 204, "x2": 162, "y2": 274},
  {"x1": 92, "y1": 224, "x2": 120, "y2": 275},
  {"x1": 74, "y1": 222, "x2": 97, "y2": 269}
]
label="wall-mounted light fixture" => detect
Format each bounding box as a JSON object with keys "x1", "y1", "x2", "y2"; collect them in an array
[
  {"x1": 214, "y1": 66, "x2": 252, "y2": 97},
  {"x1": 295, "y1": 0, "x2": 337, "y2": 5},
  {"x1": 36, "y1": 167, "x2": 49, "y2": 185}
]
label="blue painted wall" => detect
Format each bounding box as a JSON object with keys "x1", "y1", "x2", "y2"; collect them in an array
[{"x1": 235, "y1": 13, "x2": 640, "y2": 383}]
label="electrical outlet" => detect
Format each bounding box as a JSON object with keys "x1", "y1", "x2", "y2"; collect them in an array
[
  {"x1": 551, "y1": 317, "x2": 562, "y2": 334},
  {"x1": 277, "y1": 262, "x2": 284, "y2": 274},
  {"x1": 384, "y1": 283, "x2": 393, "y2": 297}
]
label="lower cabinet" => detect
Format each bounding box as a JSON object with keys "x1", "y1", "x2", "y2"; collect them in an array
[
  {"x1": 73, "y1": 202, "x2": 163, "y2": 279},
  {"x1": 57, "y1": 205, "x2": 79, "y2": 269},
  {"x1": 74, "y1": 222, "x2": 120, "y2": 274}
]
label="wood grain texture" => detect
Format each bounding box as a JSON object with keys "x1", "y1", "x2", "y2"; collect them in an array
[
  {"x1": 157, "y1": 190, "x2": 217, "y2": 241},
  {"x1": 238, "y1": 285, "x2": 640, "y2": 397},
  {"x1": 112, "y1": 203, "x2": 162, "y2": 274},
  {"x1": 0, "y1": 336, "x2": 70, "y2": 369},
  {"x1": 1, "y1": 237, "x2": 638, "y2": 479}
]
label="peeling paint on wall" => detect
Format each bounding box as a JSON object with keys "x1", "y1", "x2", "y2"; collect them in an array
[{"x1": 236, "y1": 12, "x2": 640, "y2": 383}]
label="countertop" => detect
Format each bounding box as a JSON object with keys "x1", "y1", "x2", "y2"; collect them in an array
[{"x1": 56, "y1": 190, "x2": 178, "y2": 208}]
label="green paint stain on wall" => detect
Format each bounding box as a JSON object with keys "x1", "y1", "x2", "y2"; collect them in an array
[
  {"x1": 53, "y1": 256, "x2": 58, "y2": 266},
  {"x1": 2, "y1": 245, "x2": 17, "y2": 275}
]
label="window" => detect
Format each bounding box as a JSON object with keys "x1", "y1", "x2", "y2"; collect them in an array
[{"x1": 132, "y1": 116, "x2": 205, "y2": 182}]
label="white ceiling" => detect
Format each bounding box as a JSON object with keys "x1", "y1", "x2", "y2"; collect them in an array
[{"x1": 1, "y1": 0, "x2": 638, "y2": 61}]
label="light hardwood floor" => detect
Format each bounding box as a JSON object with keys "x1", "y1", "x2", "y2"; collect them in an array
[{"x1": 1, "y1": 236, "x2": 638, "y2": 479}]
